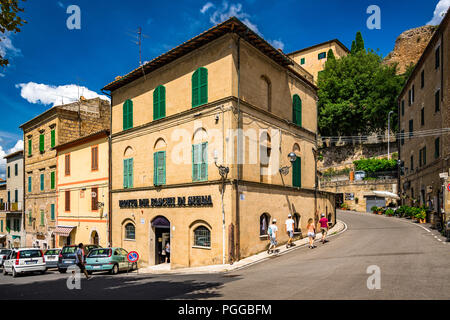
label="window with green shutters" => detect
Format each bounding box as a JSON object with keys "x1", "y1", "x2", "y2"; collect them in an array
[
  {"x1": 1, "y1": 220, "x2": 3, "y2": 232},
  {"x1": 435, "y1": 137, "x2": 440, "y2": 159},
  {"x1": 300, "y1": 58, "x2": 305, "y2": 65},
  {"x1": 14, "y1": 189, "x2": 18, "y2": 203},
  {"x1": 40, "y1": 210, "x2": 44, "y2": 226},
  {"x1": 123, "y1": 158, "x2": 134, "y2": 189},
  {"x1": 293, "y1": 94, "x2": 302, "y2": 127},
  {"x1": 28, "y1": 176, "x2": 32, "y2": 193},
  {"x1": 50, "y1": 171, "x2": 55, "y2": 190},
  {"x1": 51, "y1": 129, "x2": 55, "y2": 148},
  {"x1": 51, "y1": 204, "x2": 55, "y2": 221},
  {"x1": 123, "y1": 99, "x2": 133, "y2": 130},
  {"x1": 28, "y1": 138, "x2": 32, "y2": 156},
  {"x1": 292, "y1": 157, "x2": 301, "y2": 187},
  {"x1": 39, "y1": 134, "x2": 44, "y2": 153},
  {"x1": 153, "y1": 85, "x2": 166, "y2": 120},
  {"x1": 153, "y1": 151, "x2": 166, "y2": 185},
  {"x1": 6, "y1": 219, "x2": 10, "y2": 232},
  {"x1": 28, "y1": 210, "x2": 32, "y2": 225},
  {"x1": 192, "y1": 67, "x2": 208, "y2": 108},
  {"x1": 192, "y1": 142, "x2": 208, "y2": 182},
  {"x1": 318, "y1": 52, "x2": 326, "y2": 60},
  {"x1": 40, "y1": 173, "x2": 44, "y2": 191}
]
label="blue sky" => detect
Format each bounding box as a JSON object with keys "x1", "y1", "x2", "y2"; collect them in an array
[{"x1": 0, "y1": 0, "x2": 448, "y2": 177}]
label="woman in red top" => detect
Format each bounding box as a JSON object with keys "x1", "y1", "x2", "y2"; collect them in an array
[{"x1": 319, "y1": 213, "x2": 329, "y2": 244}]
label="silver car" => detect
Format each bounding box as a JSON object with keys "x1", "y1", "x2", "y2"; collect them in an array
[{"x1": 44, "y1": 248, "x2": 61, "y2": 269}]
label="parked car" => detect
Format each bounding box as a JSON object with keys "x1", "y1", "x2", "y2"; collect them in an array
[
  {"x1": 85, "y1": 248, "x2": 137, "y2": 275},
  {"x1": 58, "y1": 244, "x2": 100, "y2": 273},
  {"x1": 44, "y1": 248, "x2": 61, "y2": 269},
  {"x1": 0, "y1": 249, "x2": 12, "y2": 267},
  {"x1": 3, "y1": 248, "x2": 46, "y2": 277}
]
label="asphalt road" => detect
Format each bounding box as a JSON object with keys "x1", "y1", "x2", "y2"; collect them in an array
[{"x1": 1, "y1": 210, "x2": 449, "y2": 300}]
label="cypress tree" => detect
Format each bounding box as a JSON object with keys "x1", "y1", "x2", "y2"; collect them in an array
[
  {"x1": 327, "y1": 49, "x2": 335, "y2": 60},
  {"x1": 355, "y1": 31, "x2": 365, "y2": 52},
  {"x1": 351, "y1": 40, "x2": 356, "y2": 54}
]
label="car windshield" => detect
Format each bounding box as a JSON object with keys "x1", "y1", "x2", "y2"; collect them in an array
[
  {"x1": 61, "y1": 246, "x2": 77, "y2": 254},
  {"x1": 88, "y1": 248, "x2": 111, "y2": 258},
  {"x1": 0, "y1": 249, "x2": 11, "y2": 254},
  {"x1": 19, "y1": 250, "x2": 42, "y2": 258},
  {"x1": 45, "y1": 249, "x2": 60, "y2": 255}
]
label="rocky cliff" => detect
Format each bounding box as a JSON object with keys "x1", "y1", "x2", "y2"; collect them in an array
[{"x1": 383, "y1": 25, "x2": 437, "y2": 75}]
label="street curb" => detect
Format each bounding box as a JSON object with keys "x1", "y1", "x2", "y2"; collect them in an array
[{"x1": 138, "y1": 219, "x2": 348, "y2": 276}]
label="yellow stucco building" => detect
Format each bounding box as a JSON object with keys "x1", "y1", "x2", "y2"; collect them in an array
[
  {"x1": 103, "y1": 17, "x2": 335, "y2": 269},
  {"x1": 287, "y1": 39, "x2": 349, "y2": 83},
  {"x1": 55, "y1": 130, "x2": 110, "y2": 248}
]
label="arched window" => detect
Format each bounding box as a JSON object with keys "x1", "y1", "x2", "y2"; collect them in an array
[
  {"x1": 123, "y1": 99, "x2": 133, "y2": 130},
  {"x1": 293, "y1": 213, "x2": 300, "y2": 232},
  {"x1": 260, "y1": 213, "x2": 270, "y2": 236},
  {"x1": 125, "y1": 223, "x2": 135, "y2": 240},
  {"x1": 192, "y1": 67, "x2": 208, "y2": 108},
  {"x1": 194, "y1": 226, "x2": 210, "y2": 247},
  {"x1": 292, "y1": 156, "x2": 301, "y2": 188},
  {"x1": 153, "y1": 85, "x2": 166, "y2": 120},
  {"x1": 261, "y1": 75, "x2": 271, "y2": 112},
  {"x1": 292, "y1": 94, "x2": 302, "y2": 127}
]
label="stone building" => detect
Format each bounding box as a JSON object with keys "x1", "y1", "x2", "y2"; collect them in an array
[
  {"x1": 103, "y1": 17, "x2": 335, "y2": 269},
  {"x1": 398, "y1": 10, "x2": 449, "y2": 214},
  {"x1": 0, "y1": 180, "x2": 7, "y2": 247},
  {"x1": 19, "y1": 97, "x2": 110, "y2": 249},
  {"x1": 55, "y1": 130, "x2": 110, "y2": 248},
  {"x1": 287, "y1": 39, "x2": 349, "y2": 83},
  {"x1": 2, "y1": 151, "x2": 25, "y2": 248}
]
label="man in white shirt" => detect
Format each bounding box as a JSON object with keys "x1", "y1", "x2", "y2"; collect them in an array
[
  {"x1": 267, "y1": 219, "x2": 278, "y2": 254},
  {"x1": 285, "y1": 214, "x2": 295, "y2": 248}
]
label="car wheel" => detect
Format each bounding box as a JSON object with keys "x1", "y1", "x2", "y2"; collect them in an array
[
  {"x1": 110, "y1": 264, "x2": 119, "y2": 275},
  {"x1": 12, "y1": 268, "x2": 17, "y2": 278},
  {"x1": 40, "y1": 269, "x2": 46, "y2": 275},
  {"x1": 59, "y1": 269, "x2": 67, "y2": 274}
]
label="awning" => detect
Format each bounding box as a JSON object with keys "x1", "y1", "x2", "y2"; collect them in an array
[
  {"x1": 54, "y1": 226, "x2": 76, "y2": 237},
  {"x1": 373, "y1": 191, "x2": 400, "y2": 200}
]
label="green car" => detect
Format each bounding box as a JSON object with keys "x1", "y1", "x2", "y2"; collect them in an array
[{"x1": 85, "y1": 248, "x2": 137, "y2": 275}]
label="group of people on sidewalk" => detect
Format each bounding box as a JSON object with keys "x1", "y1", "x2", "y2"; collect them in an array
[{"x1": 267, "y1": 213, "x2": 330, "y2": 254}]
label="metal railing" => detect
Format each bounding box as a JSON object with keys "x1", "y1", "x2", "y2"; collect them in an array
[{"x1": 0, "y1": 202, "x2": 23, "y2": 212}]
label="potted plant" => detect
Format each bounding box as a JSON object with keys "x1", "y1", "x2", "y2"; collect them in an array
[
  {"x1": 385, "y1": 208, "x2": 394, "y2": 217},
  {"x1": 416, "y1": 209, "x2": 426, "y2": 224},
  {"x1": 371, "y1": 206, "x2": 378, "y2": 214},
  {"x1": 377, "y1": 207, "x2": 384, "y2": 215},
  {"x1": 341, "y1": 203, "x2": 349, "y2": 210}
]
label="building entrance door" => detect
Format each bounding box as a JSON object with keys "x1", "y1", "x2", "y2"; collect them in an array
[{"x1": 151, "y1": 216, "x2": 170, "y2": 265}]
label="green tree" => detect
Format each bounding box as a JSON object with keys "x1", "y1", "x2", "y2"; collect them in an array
[
  {"x1": 350, "y1": 40, "x2": 356, "y2": 54},
  {"x1": 0, "y1": 0, "x2": 27, "y2": 67},
  {"x1": 355, "y1": 31, "x2": 365, "y2": 52},
  {"x1": 318, "y1": 33, "x2": 406, "y2": 137},
  {"x1": 327, "y1": 49, "x2": 335, "y2": 61}
]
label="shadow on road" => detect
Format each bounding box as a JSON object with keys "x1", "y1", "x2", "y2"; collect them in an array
[{"x1": 0, "y1": 274, "x2": 243, "y2": 300}]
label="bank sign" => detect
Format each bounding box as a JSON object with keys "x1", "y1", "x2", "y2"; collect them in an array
[{"x1": 119, "y1": 195, "x2": 213, "y2": 209}]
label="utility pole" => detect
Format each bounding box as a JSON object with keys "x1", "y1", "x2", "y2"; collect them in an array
[{"x1": 388, "y1": 111, "x2": 394, "y2": 160}]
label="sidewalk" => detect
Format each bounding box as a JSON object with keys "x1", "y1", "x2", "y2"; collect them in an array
[{"x1": 138, "y1": 219, "x2": 347, "y2": 275}]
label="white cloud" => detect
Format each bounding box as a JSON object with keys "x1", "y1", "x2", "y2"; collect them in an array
[
  {"x1": 0, "y1": 139, "x2": 23, "y2": 180},
  {"x1": 15, "y1": 82, "x2": 110, "y2": 106},
  {"x1": 200, "y1": 2, "x2": 214, "y2": 14},
  {"x1": 0, "y1": 31, "x2": 21, "y2": 61},
  {"x1": 204, "y1": 1, "x2": 284, "y2": 49},
  {"x1": 427, "y1": 0, "x2": 450, "y2": 25}
]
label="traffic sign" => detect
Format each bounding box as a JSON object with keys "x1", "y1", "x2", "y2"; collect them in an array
[{"x1": 127, "y1": 251, "x2": 139, "y2": 263}]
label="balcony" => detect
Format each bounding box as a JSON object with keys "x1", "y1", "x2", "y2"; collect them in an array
[{"x1": 0, "y1": 202, "x2": 23, "y2": 212}]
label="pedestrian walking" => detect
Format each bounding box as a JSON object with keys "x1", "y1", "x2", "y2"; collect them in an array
[
  {"x1": 75, "y1": 243, "x2": 91, "y2": 280},
  {"x1": 164, "y1": 242, "x2": 170, "y2": 263},
  {"x1": 307, "y1": 218, "x2": 316, "y2": 249},
  {"x1": 319, "y1": 213, "x2": 329, "y2": 244},
  {"x1": 285, "y1": 214, "x2": 295, "y2": 248},
  {"x1": 267, "y1": 219, "x2": 278, "y2": 254}
]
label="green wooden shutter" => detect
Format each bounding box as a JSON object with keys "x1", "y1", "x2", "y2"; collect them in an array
[
  {"x1": 28, "y1": 176, "x2": 31, "y2": 192},
  {"x1": 153, "y1": 87, "x2": 159, "y2": 120},
  {"x1": 51, "y1": 171, "x2": 55, "y2": 190},
  {"x1": 1, "y1": 220, "x2": 3, "y2": 232},
  {"x1": 40, "y1": 210, "x2": 44, "y2": 226},
  {"x1": 201, "y1": 142, "x2": 208, "y2": 181},
  {"x1": 123, "y1": 101, "x2": 128, "y2": 130},
  {"x1": 40, "y1": 174, "x2": 44, "y2": 191},
  {"x1": 293, "y1": 95, "x2": 302, "y2": 127},
  {"x1": 192, "y1": 69, "x2": 199, "y2": 107},
  {"x1": 51, "y1": 129, "x2": 55, "y2": 148},
  {"x1": 123, "y1": 159, "x2": 128, "y2": 188},
  {"x1": 29, "y1": 210, "x2": 32, "y2": 225},
  {"x1": 51, "y1": 204, "x2": 55, "y2": 221},
  {"x1": 293, "y1": 157, "x2": 301, "y2": 187},
  {"x1": 154, "y1": 151, "x2": 166, "y2": 185},
  {"x1": 28, "y1": 139, "x2": 32, "y2": 156},
  {"x1": 199, "y1": 68, "x2": 208, "y2": 106},
  {"x1": 128, "y1": 100, "x2": 133, "y2": 130},
  {"x1": 128, "y1": 158, "x2": 133, "y2": 188},
  {"x1": 159, "y1": 86, "x2": 166, "y2": 118},
  {"x1": 39, "y1": 134, "x2": 44, "y2": 152},
  {"x1": 192, "y1": 144, "x2": 199, "y2": 181}
]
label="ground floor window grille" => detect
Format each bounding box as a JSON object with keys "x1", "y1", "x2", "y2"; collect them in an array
[{"x1": 194, "y1": 226, "x2": 210, "y2": 247}]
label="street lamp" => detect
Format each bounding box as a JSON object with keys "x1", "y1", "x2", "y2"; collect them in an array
[
  {"x1": 214, "y1": 153, "x2": 229, "y2": 265},
  {"x1": 279, "y1": 152, "x2": 298, "y2": 176},
  {"x1": 388, "y1": 110, "x2": 394, "y2": 160}
]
